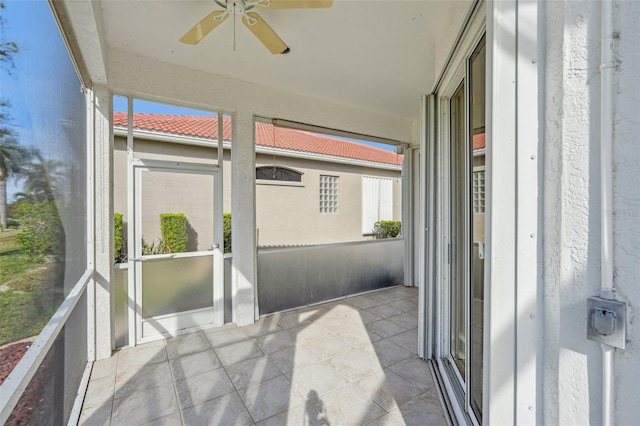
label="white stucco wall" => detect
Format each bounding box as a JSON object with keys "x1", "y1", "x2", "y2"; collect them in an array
[{"x1": 542, "y1": 1, "x2": 640, "y2": 424}]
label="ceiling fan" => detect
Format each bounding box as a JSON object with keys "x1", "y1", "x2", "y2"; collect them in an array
[{"x1": 180, "y1": 0, "x2": 333, "y2": 55}]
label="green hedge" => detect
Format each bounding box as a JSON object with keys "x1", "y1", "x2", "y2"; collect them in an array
[
  {"x1": 372, "y1": 220, "x2": 402, "y2": 239},
  {"x1": 14, "y1": 201, "x2": 64, "y2": 258},
  {"x1": 223, "y1": 213, "x2": 231, "y2": 254},
  {"x1": 114, "y1": 213, "x2": 126, "y2": 263},
  {"x1": 159, "y1": 213, "x2": 188, "y2": 253}
]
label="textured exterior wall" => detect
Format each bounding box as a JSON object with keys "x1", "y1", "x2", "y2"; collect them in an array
[
  {"x1": 542, "y1": 1, "x2": 640, "y2": 424},
  {"x1": 113, "y1": 136, "x2": 401, "y2": 247}
]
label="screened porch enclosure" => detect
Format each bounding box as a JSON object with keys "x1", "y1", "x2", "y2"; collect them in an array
[{"x1": 110, "y1": 97, "x2": 408, "y2": 348}]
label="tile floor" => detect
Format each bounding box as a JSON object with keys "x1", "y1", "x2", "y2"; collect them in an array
[{"x1": 79, "y1": 286, "x2": 448, "y2": 425}]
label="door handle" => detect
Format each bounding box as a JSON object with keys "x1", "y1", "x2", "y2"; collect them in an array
[{"x1": 478, "y1": 241, "x2": 485, "y2": 260}]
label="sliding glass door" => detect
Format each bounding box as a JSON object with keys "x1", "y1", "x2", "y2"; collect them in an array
[{"x1": 436, "y1": 36, "x2": 486, "y2": 424}]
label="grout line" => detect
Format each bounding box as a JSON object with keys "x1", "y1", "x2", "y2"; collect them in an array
[
  {"x1": 108, "y1": 352, "x2": 119, "y2": 426},
  {"x1": 163, "y1": 339, "x2": 185, "y2": 426}
]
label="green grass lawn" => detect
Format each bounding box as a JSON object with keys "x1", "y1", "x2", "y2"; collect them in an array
[{"x1": 0, "y1": 230, "x2": 61, "y2": 346}]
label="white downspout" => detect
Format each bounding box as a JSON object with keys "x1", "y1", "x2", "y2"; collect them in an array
[{"x1": 600, "y1": 1, "x2": 615, "y2": 425}]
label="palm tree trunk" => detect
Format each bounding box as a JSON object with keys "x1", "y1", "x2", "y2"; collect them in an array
[{"x1": 0, "y1": 177, "x2": 7, "y2": 230}]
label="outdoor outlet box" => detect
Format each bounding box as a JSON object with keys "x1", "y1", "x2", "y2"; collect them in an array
[{"x1": 587, "y1": 296, "x2": 626, "y2": 349}]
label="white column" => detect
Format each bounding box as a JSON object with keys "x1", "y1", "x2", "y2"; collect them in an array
[
  {"x1": 231, "y1": 111, "x2": 257, "y2": 325},
  {"x1": 92, "y1": 86, "x2": 114, "y2": 359},
  {"x1": 487, "y1": 0, "x2": 517, "y2": 423}
]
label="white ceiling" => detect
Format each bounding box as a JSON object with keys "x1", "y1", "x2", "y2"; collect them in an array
[{"x1": 98, "y1": 0, "x2": 471, "y2": 122}]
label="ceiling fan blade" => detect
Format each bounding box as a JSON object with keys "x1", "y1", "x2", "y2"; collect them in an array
[
  {"x1": 180, "y1": 10, "x2": 229, "y2": 44},
  {"x1": 242, "y1": 12, "x2": 290, "y2": 54},
  {"x1": 257, "y1": 0, "x2": 333, "y2": 10}
]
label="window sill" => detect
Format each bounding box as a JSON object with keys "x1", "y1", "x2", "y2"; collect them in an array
[{"x1": 256, "y1": 180, "x2": 305, "y2": 188}]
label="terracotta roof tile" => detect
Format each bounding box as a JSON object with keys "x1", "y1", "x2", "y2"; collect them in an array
[
  {"x1": 113, "y1": 112, "x2": 403, "y2": 166},
  {"x1": 473, "y1": 133, "x2": 486, "y2": 150}
]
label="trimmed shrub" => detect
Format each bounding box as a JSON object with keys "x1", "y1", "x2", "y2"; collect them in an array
[
  {"x1": 223, "y1": 213, "x2": 231, "y2": 254},
  {"x1": 372, "y1": 220, "x2": 402, "y2": 239},
  {"x1": 14, "y1": 201, "x2": 64, "y2": 258},
  {"x1": 114, "y1": 213, "x2": 126, "y2": 263},
  {"x1": 142, "y1": 239, "x2": 163, "y2": 255},
  {"x1": 159, "y1": 213, "x2": 188, "y2": 253}
]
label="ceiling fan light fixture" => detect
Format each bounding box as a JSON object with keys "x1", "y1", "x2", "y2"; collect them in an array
[{"x1": 181, "y1": 0, "x2": 332, "y2": 53}]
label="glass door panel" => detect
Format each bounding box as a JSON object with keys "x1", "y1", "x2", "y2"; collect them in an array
[
  {"x1": 441, "y1": 36, "x2": 486, "y2": 423},
  {"x1": 450, "y1": 83, "x2": 467, "y2": 379},
  {"x1": 469, "y1": 38, "x2": 486, "y2": 420}
]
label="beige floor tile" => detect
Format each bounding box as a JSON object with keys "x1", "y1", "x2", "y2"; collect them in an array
[
  {"x1": 387, "y1": 330, "x2": 418, "y2": 354},
  {"x1": 214, "y1": 339, "x2": 264, "y2": 366},
  {"x1": 81, "y1": 287, "x2": 446, "y2": 426},
  {"x1": 287, "y1": 323, "x2": 332, "y2": 343},
  {"x1": 388, "y1": 358, "x2": 435, "y2": 391},
  {"x1": 142, "y1": 411, "x2": 182, "y2": 426},
  {"x1": 267, "y1": 345, "x2": 322, "y2": 375},
  {"x1": 79, "y1": 400, "x2": 112, "y2": 426},
  {"x1": 253, "y1": 329, "x2": 297, "y2": 354},
  {"x1": 325, "y1": 349, "x2": 384, "y2": 382},
  {"x1": 323, "y1": 303, "x2": 358, "y2": 317},
  {"x1": 368, "y1": 339, "x2": 414, "y2": 367},
  {"x1": 387, "y1": 312, "x2": 418, "y2": 330},
  {"x1": 165, "y1": 331, "x2": 212, "y2": 359},
  {"x1": 366, "y1": 413, "x2": 407, "y2": 426},
  {"x1": 353, "y1": 370, "x2": 424, "y2": 411},
  {"x1": 115, "y1": 361, "x2": 173, "y2": 399},
  {"x1": 175, "y1": 367, "x2": 236, "y2": 409},
  {"x1": 346, "y1": 296, "x2": 382, "y2": 310},
  {"x1": 91, "y1": 354, "x2": 118, "y2": 380},
  {"x1": 333, "y1": 324, "x2": 383, "y2": 350},
  {"x1": 170, "y1": 349, "x2": 222, "y2": 380},
  {"x1": 309, "y1": 384, "x2": 387, "y2": 425},
  {"x1": 340, "y1": 309, "x2": 372, "y2": 325},
  {"x1": 271, "y1": 310, "x2": 313, "y2": 329},
  {"x1": 225, "y1": 355, "x2": 283, "y2": 390},
  {"x1": 292, "y1": 305, "x2": 329, "y2": 320},
  {"x1": 116, "y1": 340, "x2": 167, "y2": 372},
  {"x1": 302, "y1": 334, "x2": 354, "y2": 360},
  {"x1": 112, "y1": 383, "x2": 178, "y2": 425},
  {"x1": 367, "y1": 319, "x2": 408, "y2": 339},
  {"x1": 365, "y1": 304, "x2": 403, "y2": 319},
  {"x1": 257, "y1": 402, "x2": 325, "y2": 426},
  {"x1": 240, "y1": 316, "x2": 284, "y2": 338},
  {"x1": 83, "y1": 375, "x2": 115, "y2": 409},
  {"x1": 181, "y1": 392, "x2": 253, "y2": 426},
  {"x1": 387, "y1": 299, "x2": 418, "y2": 314},
  {"x1": 390, "y1": 393, "x2": 447, "y2": 426},
  {"x1": 239, "y1": 375, "x2": 306, "y2": 423},
  {"x1": 288, "y1": 360, "x2": 349, "y2": 396},
  {"x1": 314, "y1": 313, "x2": 355, "y2": 330},
  {"x1": 368, "y1": 291, "x2": 400, "y2": 304},
  {"x1": 205, "y1": 326, "x2": 250, "y2": 347}
]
